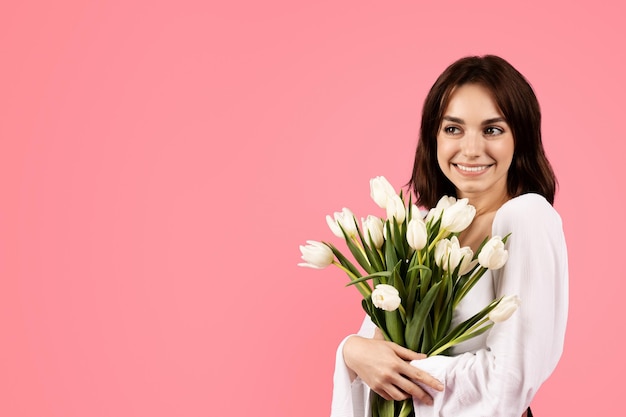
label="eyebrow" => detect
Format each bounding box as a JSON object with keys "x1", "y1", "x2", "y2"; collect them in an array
[{"x1": 442, "y1": 116, "x2": 508, "y2": 125}]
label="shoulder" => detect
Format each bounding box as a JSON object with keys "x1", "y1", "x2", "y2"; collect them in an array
[
  {"x1": 494, "y1": 193, "x2": 561, "y2": 229},
  {"x1": 492, "y1": 194, "x2": 564, "y2": 240}
]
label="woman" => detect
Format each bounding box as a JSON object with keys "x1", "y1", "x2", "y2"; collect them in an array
[{"x1": 331, "y1": 55, "x2": 568, "y2": 417}]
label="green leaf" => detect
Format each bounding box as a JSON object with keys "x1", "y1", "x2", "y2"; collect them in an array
[
  {"x1": 421, "y1": 319, "x2": 433, "y2": 353},
  {"x1": 390, "y1": 261, "x2": 407, "y2": 304},
  {"x1": 473, "y1": 235, "x2": 491, "y2": 259},
  {"x1": 406, "y1": 262, "x2": 432, "y2": 311},
  {"x1": 379, "y1": 394, "x2": 394, "y2": 417},
  {"x1": 453, "y1": 267, "x2": 488, "y2": 308},
  {"x1": 362, "y1": 298, "x2": 391, "y2": 342},
  {"x1": 405, "y1": 281, "x2": 441, "y2": 351},
  {"x1": 385, "y1": 309, "x2": 405, "y2": 346},
  {"x1": 398, "y1": 399, "x2": 414, "y2": 417},
  {"x1": 383, "y1": 223, "x2": 398, "y2": 270},
  {"x1": 428, "y1": 297, "x2": 502, "y2": 355},
  {"x1": 339, "y1": 222, "x2": 374, "y2": 274},
  {"x1": 345, "y1": 271, "x2": 392, "y2": 286},
  {"x1": 326, "y1": 243, "x2": 362, "y2": 279},
  {"x1": 391, "y1": 219, "x2": 406, "y2": 259}
]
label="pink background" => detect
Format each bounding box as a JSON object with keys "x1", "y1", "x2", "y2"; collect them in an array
[{"x1": 1, "y1": 1, "x2": 624, "y2": 415}]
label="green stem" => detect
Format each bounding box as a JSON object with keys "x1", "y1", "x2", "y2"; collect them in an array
[
  {"x1": 429, "y1": 317, "x2": 489, "y2": 356},
  {"x1": 453, "y1": 268, "x2": 486, "y2": 309},
  {"x1": 350, "y1": 236, "x2": 367, "y2": 259},
  {"x1": 427, "y1": 228, "x2": 449, "y2": 252},
  {"x1": 333, "y1": 261, "x2": 372, "y2": 297}
]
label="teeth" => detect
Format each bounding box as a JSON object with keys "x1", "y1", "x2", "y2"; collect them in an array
[{"x1": 457, "y1": 164, "x2": 488, "y2": 172}]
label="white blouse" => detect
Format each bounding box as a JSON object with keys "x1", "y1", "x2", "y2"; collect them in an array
[{"x1": 330, "y1": 193, "x2": 569, "y2": 417}]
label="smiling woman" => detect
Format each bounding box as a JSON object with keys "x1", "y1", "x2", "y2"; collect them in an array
[{"x1": 332, "y1": 55, "x2": 568, "y2": 417}]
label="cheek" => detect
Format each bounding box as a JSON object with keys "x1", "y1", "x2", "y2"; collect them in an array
[
  {"x1": 496, "y1": 139, "x2": 515, "y2": 165},
  {"x1": 436, "y1": 138, "x2": 455, "y2": 167}
]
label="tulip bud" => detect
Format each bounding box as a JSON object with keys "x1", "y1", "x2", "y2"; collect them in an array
[
  {"x1": 326, "y1": 208, "x2": 358, "y2": 239},
  {"x1": 385, "y1": 194, "x2": 406, "y2": 224},
  {"x1": 441, "y1": 198, "x2": 476, "y2": 233},
  {"x1": 371, "y1": 284, "x2": 402, "y2": 311},
  {"x1": 478, "y1": 236, "x2": 509, "y2": 270},
  {"x1": 458, "y1": 247, "x2": 476, "y2": 275},
  {"x1": 489, "y1": 295, "x2": 521, "y2": 322},
  {"x1": 370, "y1": 176, "x2": 397, "y2": 209},
  {"x1": 298, "y1": 240, "x2": 335, "y2": 269},
  {"x1": 426, "y1": 196, "x2": 457, "y2": 222},
  {"x1": 435, "y1": 238, "x2": 462, "y2": 270},
  {"x1": 406, "y1": 218, "x2": 427, "y2": 251},
  {"x1": 362, "y1": 215, "x2": 385, "y2": 249}
]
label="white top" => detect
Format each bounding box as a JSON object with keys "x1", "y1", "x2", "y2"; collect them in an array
[{"x1": 330, "y1": 193, "x2": 569, "y2": 417}]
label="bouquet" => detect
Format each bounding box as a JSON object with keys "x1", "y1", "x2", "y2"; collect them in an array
[{"x1": 298, "y1": 176, "x2": 520, "y2": 417}]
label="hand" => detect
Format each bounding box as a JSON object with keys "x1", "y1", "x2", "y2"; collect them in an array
[{"x1": 342, "y1": 329, "x2": 443, "y2": 405}]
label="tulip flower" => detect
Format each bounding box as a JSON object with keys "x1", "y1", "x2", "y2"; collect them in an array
[
  {"x1": 298, "y1": 240, "x2": 335, "y2": 269},
  {"x1": 326, "y1": 208, "x2": 358, "y2": 239},
  {"x1": 478, "y1": 236, "x2": 509, "y2": 269},
  {"x1": 489, "y1": 295, "x2": 521, "y2": 322},
  {"x1": 457, "y1": 246, "x2": 476, "y2": 275},
  {"x1": 371, "y1": 284, "x2": 401, "y2": 311},
  {"x1": 426, "y1": 195, "x2": 457, "y2": 222},
  {"x1": 406, "y1": 217, "x2": 427, "y2": 251},
  {"x1": 370, "y1": 176, "x2": 397, "y2": 209},
  {"x1": 441, "y1": 198, "x2": 476, "y2": 233},
  {"x1": 434, "y1": 236, "x2": 460, "y2": 271},
  {"x1": 385, "y1": 194, "x2": 406, "y2": 224},
  {"x1": 362, "y1": 215, "x2": 385, "y2": 249}
]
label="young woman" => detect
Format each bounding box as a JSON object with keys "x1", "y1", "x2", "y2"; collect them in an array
[{"x1": 331, "y1": 55, "x2": 568, "y2": 417}]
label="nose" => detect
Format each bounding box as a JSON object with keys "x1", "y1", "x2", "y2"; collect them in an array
[{"x1": 460, "y1": 130, "x2": 483, "y2": 157}]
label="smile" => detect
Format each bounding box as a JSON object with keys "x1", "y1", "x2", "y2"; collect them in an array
[{"x1": 455, "y1": 164, "x2": 491, "y2": 173}]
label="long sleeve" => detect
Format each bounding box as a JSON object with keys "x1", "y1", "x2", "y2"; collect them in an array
[
  {"x1": 330, "y1": 317, "x2": 376, "y2": 417},
  {"x1": 411, "y1": 193, "x2": 569, "y2": 416}
]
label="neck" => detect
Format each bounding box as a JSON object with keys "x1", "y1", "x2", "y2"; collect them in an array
[{"x1": 459, "y1": 190, "x2": 510, "y2": 217}]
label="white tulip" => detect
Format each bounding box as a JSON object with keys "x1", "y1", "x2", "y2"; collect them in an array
[
  {"x1": 371, "y1": 284, "x2": 402, "y2": 311},
  {"x1": 426, "y1": 195, "x2": 457, "y2": 222},
  {"x1": 489, "y1": 295, "x2": 521, "y2": 322},
  {"x1": 434, "y1": 236, "x2": 473, "y2": 273},
  {"x1": 457, "y1": 246, "x2": 476, "y2": 275},
  {"x1": 441, "y1": 198, "x2": 476, "y2": 233},
  {"x1": 298, "y1": 240, "x2": 335, "y2": 269},
  {"x1": 406, "y1": 217, "x2": 427, "y2": 250},
  {"x1": 385, "y1": 194, "x2": 406, "y2": 224},
  {"x1": 478, "y1": 236, "x2": 509, "y2": 270},
  {"x1": 370, "y1": 176, "x2": 397, "y2": 209},
  {"x1": 434, "y1": 237, "x2": 461, "y2": 271},
  {"x1": 362, "y1": 215, "x2": 385, "y2": 249},
  {"x1": 326, "y1": 208, "x2": 358, "y2": 239},
  {"x1": 409, "y1": 204, "x2": 424, "y2": 221}
]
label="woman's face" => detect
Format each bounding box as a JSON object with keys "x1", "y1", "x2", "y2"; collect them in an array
[{"x1": 436, "y1": 83, "x2": 514, "y2": 203}]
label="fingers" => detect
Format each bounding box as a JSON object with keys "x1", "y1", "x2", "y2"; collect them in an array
[
  {"x1": 371, "y1": 369, "x2": 434, "y2": 404},
  {"x1": 390, "y1": 343, "x2": 428, "y2": 362},
  {"x1": 384, "y1": 371, "x2": 432, "y2": 404},
  {"x1": 406, "y1": 364, "x2": 444, "y2": 392},
  {"x1": 388, "y1": 345, "x2": 444, "y2": 392}
]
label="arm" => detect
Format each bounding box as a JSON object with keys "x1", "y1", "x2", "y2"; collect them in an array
[
  {"x1": 331, "y1": 317, "x2": 443, "y2": 417},
  {"x1": 410, "y1": 194, "x2": 569, "y2": 416}
]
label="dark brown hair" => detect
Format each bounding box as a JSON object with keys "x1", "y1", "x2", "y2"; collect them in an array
[{"x1": 408, "y1": 55, "x2": 557, "y2": 208}]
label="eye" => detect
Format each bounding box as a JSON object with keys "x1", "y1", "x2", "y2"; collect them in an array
[
  {"x1": 443, "y1": 125, "x2": 461, "y2": 135},
  {"x1": 484, "y1": 126, "x2": 504, "y2": 136}
]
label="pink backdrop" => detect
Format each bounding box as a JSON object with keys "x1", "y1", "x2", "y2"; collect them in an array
[{"x1": 1, "y1": 1, "x2": 624, "y2": 415}]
